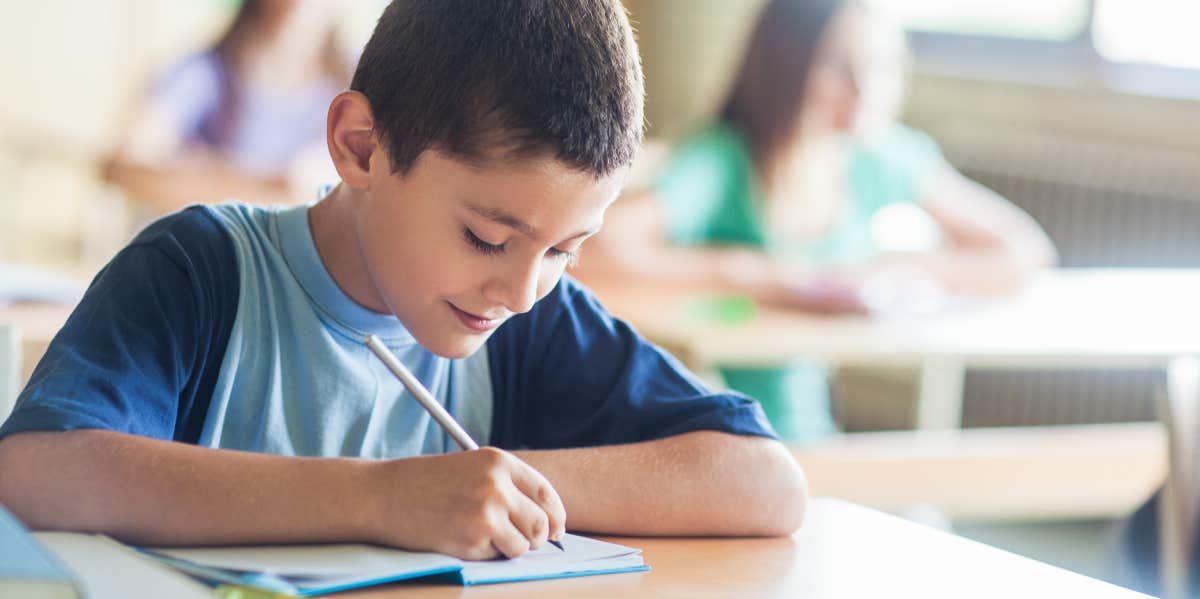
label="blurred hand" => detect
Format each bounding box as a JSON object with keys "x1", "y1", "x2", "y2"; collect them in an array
[
  {"x1": 366, "y1": 447, "x2": 566, "y2": 560},
  {"x1": 764, "y1": 275, "x2": 871, "y2": 315}
]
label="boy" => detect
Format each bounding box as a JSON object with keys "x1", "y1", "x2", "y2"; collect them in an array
[{"x1": 0, "y1": 0, "x2": 806, "y2": 559}]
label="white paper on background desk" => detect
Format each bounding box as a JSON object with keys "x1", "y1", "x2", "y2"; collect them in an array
[{"x1": 0, "y1": 263, "x2": 86, "y2": 306}]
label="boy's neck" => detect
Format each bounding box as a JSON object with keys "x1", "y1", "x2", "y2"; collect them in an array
[{"x1": 308, "y1": 184, "x2": 393, "y2": 316}]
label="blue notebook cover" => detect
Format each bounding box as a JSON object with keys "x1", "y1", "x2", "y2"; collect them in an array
[
  {"x1": 142, "y1": 533, "x2": 648, "y2": 596},
  {"x1": 0, "y1": 503, "x2": 82, "y2": 597}
]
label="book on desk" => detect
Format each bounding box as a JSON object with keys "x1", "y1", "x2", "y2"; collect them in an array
[{"x1": 140, "y1": 532, "x2": 648, "y2": 596}]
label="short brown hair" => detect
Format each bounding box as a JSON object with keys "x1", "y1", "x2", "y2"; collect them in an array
[{"x1": 351, "y1": 0, "x2": 645, "y2": 176}]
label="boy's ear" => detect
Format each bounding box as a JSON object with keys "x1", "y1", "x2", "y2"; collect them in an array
[{"x1": 326, "y1": 91, "x2": 379, "y2": 190}]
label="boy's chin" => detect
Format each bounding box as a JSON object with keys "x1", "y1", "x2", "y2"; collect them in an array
[{"x1": 419, "y1": 331, "x2": 490, "y2": 359}]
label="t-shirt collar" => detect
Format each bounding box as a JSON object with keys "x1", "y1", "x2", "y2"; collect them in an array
[{"x1": 275, "y1": 193, "x2": 417, "y2": 346}]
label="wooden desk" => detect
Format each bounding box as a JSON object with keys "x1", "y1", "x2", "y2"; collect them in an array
[
  {"x1": 793, "y1": 423, "x2": 1165, "y2": 521},
  {"x1": 595, "y1": 268, "x2": 1200, "y2": 428},
  {"x1": 38, "y1": 498, "x2": 1148, "y2": 598},
  {"x1": 329, "y1": 498, "x2": 1149, "y2": 598}
]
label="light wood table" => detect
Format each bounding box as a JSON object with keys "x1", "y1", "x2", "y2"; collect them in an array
[
  {"x1": 595, "y1": 268, "x2": 1200, "y2": 429},
  {"x1": 792, "y1": 422, "x2": 1165, "y2": 521},
  {"x1": 330, "y1": 498, "x2": 1146, "y2": 598}
]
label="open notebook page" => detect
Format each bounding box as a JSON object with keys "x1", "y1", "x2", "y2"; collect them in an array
[{"x1": 147, "y1": 533, "x2": 644, "y2": 591}]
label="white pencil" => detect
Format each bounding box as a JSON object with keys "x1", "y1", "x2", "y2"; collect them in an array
[
  {"x1": 364, "y1": 334, "x2": 566, "y2": 552},
  {"x1": 364, "y1": 334, "x2": 479, "y2": 451}
]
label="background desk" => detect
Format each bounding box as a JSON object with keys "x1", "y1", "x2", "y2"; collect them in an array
[
  {"x1": 594, "y1": 268, "x2": 1200, "y2": 430},
  {"x1": 594, "y1": 267, "x2": 1200, "y2": 598},
  {"x1": 0, "y1": 301, "x2": 71, "y2": 385}
]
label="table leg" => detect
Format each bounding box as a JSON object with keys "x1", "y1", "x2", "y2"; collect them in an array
[
  {"x1": 916, "y1": 357, "x2": 965, "y2": 430},
  {"x1": 1159, "y1": 355, "x2": 1200, "y2": 599},
  {"x1": 0, "y1": 324, "x2": 21, "y2": 419}
]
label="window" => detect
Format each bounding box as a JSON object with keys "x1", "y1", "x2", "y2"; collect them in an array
[
  {"x1": 889, "y1": 0, "x2": 1200, "y2": 97},
  {"x1": 1093, "y1": 0, "x2": 1200, "y2": 69},
  {"x1": 891, "y1": 0, "x2": 1090, "y2": 42}
]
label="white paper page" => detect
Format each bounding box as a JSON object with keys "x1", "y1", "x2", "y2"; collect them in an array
[
  {"x1": 461, "y1": 533, "x2": 643, "y2": 582},
  {"x1": 151, "y1": 543, "x2": 459, "y2": 578}
]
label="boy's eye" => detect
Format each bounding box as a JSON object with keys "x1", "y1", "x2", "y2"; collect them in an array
[
  {"x1": 547, "y1": 247, "x2": 580, "y2": 268},
  {"x1": 463, "y1": 227, "x2": 505, "y2": 255}
]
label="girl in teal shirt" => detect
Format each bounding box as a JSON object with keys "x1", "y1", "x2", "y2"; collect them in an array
[{"x1": 579, "y1": 0, "x2": 1056, "y2": 442}]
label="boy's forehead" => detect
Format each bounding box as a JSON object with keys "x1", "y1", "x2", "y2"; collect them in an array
[
  {"x1": 414, "y1": 149, "x2": 626, "y2": 196},
  {"x1": 401, "y1": 150, "x2": 626, "y2": 236}
]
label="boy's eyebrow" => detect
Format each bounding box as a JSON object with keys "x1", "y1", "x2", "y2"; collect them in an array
[{"x1": 466, "y1": 204, "x2": 599, "y2": 242}]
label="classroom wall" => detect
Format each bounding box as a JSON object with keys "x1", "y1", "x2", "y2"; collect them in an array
[
  {"x1": 0, "y1": 0, "x2": 382, "y2": 273},
  {"x1": 624, "y1": 0, "x2": 1200, "y2": 153},
  {"x1": 0, "y1": 1, "x2": 230, "y2": 272}
]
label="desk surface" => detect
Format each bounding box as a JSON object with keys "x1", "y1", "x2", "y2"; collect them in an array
[
  {"x1": 38, "y1": 498, "x2": 1148, "y2": 598},
  {"x1": 596, "y1": 268, "x2": 1200, "y2": 368},
  {"x1": 330, "y1": 498, "x2": 1147, "y2": 598}
]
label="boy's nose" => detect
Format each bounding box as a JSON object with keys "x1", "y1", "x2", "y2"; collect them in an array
[{"x1": 487, "y1": 259, "x2": 540, "y2": 315}]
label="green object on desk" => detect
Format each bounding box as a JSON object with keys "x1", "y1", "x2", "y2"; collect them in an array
[
  {"x1": 216, "y1": 585, "x2": 293, "y2": 599},
  {"x1": 684, "y1": 296, "x2": 756, "y2": 325}
]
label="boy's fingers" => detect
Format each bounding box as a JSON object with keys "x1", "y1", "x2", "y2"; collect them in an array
[
  {"x1": 490, "y1": 518, "x2": 532, "y2": 560},
  {"x1": 505, "y1": 487, "x2": 550, "y2": 550},
  {"x1": 509, "y1": 461, "x2": 567, "y2": 540}
]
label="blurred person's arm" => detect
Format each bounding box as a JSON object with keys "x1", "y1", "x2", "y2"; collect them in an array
[
  {"x1": 577, "y1": 191, "x2": 867, "y2": 314},
  {"x1": 102, "y1": 101, "x2": 294, "y2": 211},
  {"x1": 874, "y1": 166, "x2": 1058, "y2": 295}
]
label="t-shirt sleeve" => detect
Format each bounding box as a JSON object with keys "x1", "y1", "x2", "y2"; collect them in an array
[
  {"x1": 0, "y1": 208, "x2": 238, "y2": 443},
  {"x1": 654, "y1": 128, "x2": 763, "y2": 246},
  {"x1": 848, "y1": 124, "x2": 947, "y2": 214},
  {"x1": 149, "y1": 52, "x2": 224, "y2": 142},
  {"x1": 486, "y1": 276, "x2": 777, "y2": 450}
]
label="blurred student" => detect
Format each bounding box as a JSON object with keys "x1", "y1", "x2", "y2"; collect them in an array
[
  {"x1": 575, "y1": 0, "x2": 1056, "y2": 442},
  {"x1": 104, "y1": 0, "x2": 352, "y2": 212}
]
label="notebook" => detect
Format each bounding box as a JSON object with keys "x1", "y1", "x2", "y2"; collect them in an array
[
  {"x1": 142, "y1": 533, "x2": 649, "y2": 596},
  {"x1": 0, "y1": 504, "x2": 82, "y2": 599}
]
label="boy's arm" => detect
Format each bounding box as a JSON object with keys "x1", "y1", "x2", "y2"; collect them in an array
[
  {"x1": 0, "y1": 429, "x2": 564, "y2": 560},
  {"x1": 515, "y1": 430, "x2": 807, "y2": 536}
]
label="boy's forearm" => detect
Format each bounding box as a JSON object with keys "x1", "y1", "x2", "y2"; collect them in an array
[
  {"x1": 0, "y1": 430, "x2": 377, "y2": 546},
  {"x1": 513, "y1": 431, "x2": 807, "y2": 537}
]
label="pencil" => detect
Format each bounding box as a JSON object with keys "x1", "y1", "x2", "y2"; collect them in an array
[{"x1": 364, "y1": 334, "x2": 564, "y2": 552}]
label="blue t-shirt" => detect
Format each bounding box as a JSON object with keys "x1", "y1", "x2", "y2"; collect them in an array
[{"x1": 0, "y1": 203, "x2": 774, "y2": 455}]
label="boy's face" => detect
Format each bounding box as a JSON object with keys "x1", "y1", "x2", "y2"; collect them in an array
[{"x1": 354, "y1": 149, "x2": 626, "y2": 358}]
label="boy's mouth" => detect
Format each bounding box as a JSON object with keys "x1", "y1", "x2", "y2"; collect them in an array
[{"x1": 446, "y1": 302, "x2": 506, "y2": 333}]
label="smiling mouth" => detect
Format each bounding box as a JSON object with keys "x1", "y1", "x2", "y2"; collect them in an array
[{"x1": 447, "y1": 302, "x2": 506, "y2": 333}]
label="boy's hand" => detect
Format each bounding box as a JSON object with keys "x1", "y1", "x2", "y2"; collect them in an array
[{"x1": 366, "y1": 447, "x2": 566, "y2": 560}]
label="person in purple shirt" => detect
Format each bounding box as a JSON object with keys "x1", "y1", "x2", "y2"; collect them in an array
[{"x1": 103, "y1": 0, "x2": 352, "y2": 213}]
